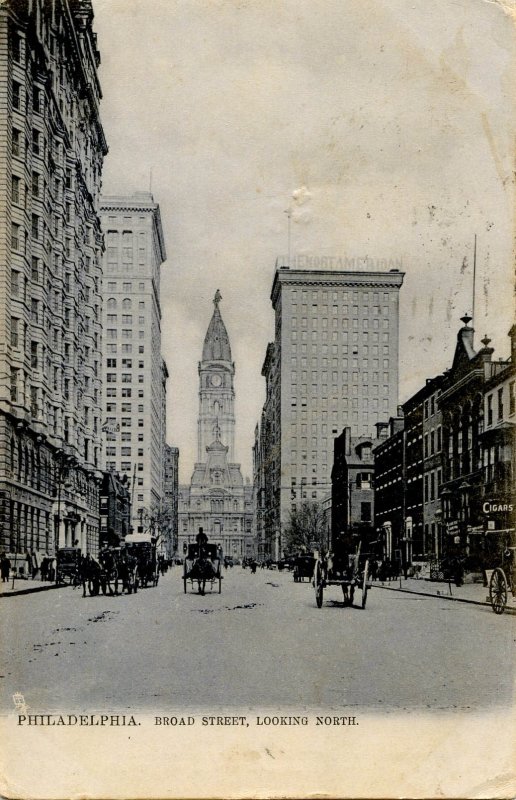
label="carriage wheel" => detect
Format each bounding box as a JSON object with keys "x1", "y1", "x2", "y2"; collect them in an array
[
  {"x1": 361, "y1": 560, "x2": 369, "y2": 609},
  {"x1": 314, "y1": 561, "x2": 324, "y2": 608},
  {"x1": 489, "y1": 568, "x2": 508, "y2": 614}
]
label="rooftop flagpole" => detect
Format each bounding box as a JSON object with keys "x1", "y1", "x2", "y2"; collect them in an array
[{"x1": 472, "y1": 233, "x2": 477, "y2": 323}]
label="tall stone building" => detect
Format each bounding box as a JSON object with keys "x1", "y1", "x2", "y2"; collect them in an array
[
  {"x1": 0, "y1": 0, "x2": 107, "y2": 558},
  {"x1": 254, "y1": 265, "x2": 404, "y2": 558},
  {"x1": 99, "y1": 193, "x2": 168, "y2": 534},
  {"x1": 163, "y1": 443, "x2": 179, "y2": 558},
  {"x1": 178, "y1": 292, "x2": 254, "y2": 559}
]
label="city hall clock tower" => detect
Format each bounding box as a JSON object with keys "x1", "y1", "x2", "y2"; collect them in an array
[{"x1": 197, "y1": 290, "x2": 235, "y2": 461}]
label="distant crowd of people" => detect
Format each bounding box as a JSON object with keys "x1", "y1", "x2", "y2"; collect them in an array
[{"x1": 0, "y1": 551, "x2": 56, "y2": 583}]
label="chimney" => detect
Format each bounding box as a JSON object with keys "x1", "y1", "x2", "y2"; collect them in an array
[
  {"x1": 459, "y1": 314, "x2": 475, "y2": 356},
  {"x1": 479, "y1": 334, "x2": 494, "y2": 365}
]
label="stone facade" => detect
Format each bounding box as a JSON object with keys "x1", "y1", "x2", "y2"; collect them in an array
[
  {"x1": 0, "y1": 0, "x2": 107, "y2": 558},
  {"x1": 255, "y1": 265, "x2": 404, "y2": 555},
  {"x1": 99, "y1": 193, "x2": 168, "y2": 534},
  {"x1": 99, "y1": 471, "x2": 131, "y2": 547},
  {"x1": 163, "y1": 443, "x2": 179, "y2": 558},
  {"x1": 178, "y1": 293, "x2": 254, "y2": 559}
]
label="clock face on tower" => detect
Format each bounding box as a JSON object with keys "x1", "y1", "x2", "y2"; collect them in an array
[{"x1": 210, "y1": 374, "x2": 222, "y2": 387}]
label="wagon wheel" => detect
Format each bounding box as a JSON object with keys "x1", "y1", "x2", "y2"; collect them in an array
[
  {"x1": 489, "y1": 567, "x2": 508, "y2": 614},
  {"x1": 314, "y1": 560, "x2": 324, "y2": 608},
  {"x1": 361, "y1": 560, "x2": 369, "y2": 609}
]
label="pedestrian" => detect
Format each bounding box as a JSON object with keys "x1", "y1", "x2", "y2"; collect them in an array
[
  {"x1": 40, "y1": 555, "x2": 49, "y2": 582},
  {"x1": 454, "y1": 557, "x2": 464, "y2": 588},
  {"x1": 31, "y1": 550, "x2": 39, "y2": 579},
  {"x1": 0, "y1": 553, "x2": 10, "y2": 582}
]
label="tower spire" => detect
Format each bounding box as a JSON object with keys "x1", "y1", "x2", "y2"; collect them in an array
[{"x1": 213, "y1": 289, "x2": 222, "y2": 309}]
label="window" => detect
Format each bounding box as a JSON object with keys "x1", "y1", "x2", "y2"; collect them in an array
[
  {"x1": 33, "y1": 86, "x2": 41, "y2": 113},
  {"x1": 510, "y1": 382, "x2": 515, "y2": 416},
  {"x1": 361, "y1": 502, "x2": 371, "y2": 522},
  {"x1": 11, "y1": 223, "x2": 20, "y2": 251},
  {"x1": 12, "y1": 128, "x2": 20, "y2": 156},
  {"x1": 498, "y1": 388, "x2": 504, "y2": 420},
  {"x1": 31, "y1": 257, "x2": 39, "y2": 282},
  {"x1": 106, "y1": 358, "x2": 117, "y2": 368},
  {"x1": 32, "y1": 129, "x2": 40, "y2": 155},
  {"x1": 12, "y1": 81, "x2": 21, "y2": 110},
  {"x1": 356, "y1": 472, "x2": 371, "y2": 489},
  {"x1": 11, "y1": 175, "x2": 20, "y2": 204},
  {"x1": 31, "y1": 214, "x2": 39, "y2": 239},
  {"x1": 31, "y1": 341, "x2": 38, "y2": 368},
  {"x1": 487, "y1": 394, "x2": 493, "y2": 426},
  {"x1": 11, "y1": 271, "x2": 19, "y2": 296},
  {"x1": 12, "y1": 33, "x2": 21, "y2": 62},
  {"x1": 10, "y1": 318, "x2": 19, "y2": 347}
]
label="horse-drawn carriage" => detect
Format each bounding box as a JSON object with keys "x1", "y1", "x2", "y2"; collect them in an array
[
  {"x1": 123, "y1": 533, "x2": 159, "y2": 589},
  {"x1": 56, "y1": 547, "x2": 81, "y2": 586},
  {"x1": 183, "y1": 530, "x2": 222, "y2": 595},
  {"x1": 293, "y1": 554, "x2": 315, "y2": 583},
  {"x1": 313, "y1": 534, "x2": 372, "y2": 609},
  {"x1": 484, "y1": 528, "x2": 516, "y2": 614}
]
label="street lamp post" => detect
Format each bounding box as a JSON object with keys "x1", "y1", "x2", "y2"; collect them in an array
[{"x1": 54, "y1": 452, "x2": 75, "y2": 585}]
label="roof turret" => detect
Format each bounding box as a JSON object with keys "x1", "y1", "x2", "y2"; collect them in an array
[{"x1": 202, "y1": 290, "x2": 232, "y2": 362}]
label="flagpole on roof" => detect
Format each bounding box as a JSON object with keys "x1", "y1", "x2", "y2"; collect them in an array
[{"x1": 472, "y1": 233, "x2": 477, "y2": 324}]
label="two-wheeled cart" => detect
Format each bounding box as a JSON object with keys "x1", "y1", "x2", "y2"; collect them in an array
[
  {"x1": 313, "y1": 541, "x2": 371, "y2": 609},
  {"x1": 485, "y1": 528, "x2": 515, "y2": 614}
]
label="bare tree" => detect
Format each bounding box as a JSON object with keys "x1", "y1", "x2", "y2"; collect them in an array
[{"x1": 284, "y1": 501, "x2": 327, "y2": 554}]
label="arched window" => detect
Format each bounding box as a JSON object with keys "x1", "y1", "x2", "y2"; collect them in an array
[
  {"x1": 107, "y1": 297, "x2": 117, "y2": 309},
  {"x1": 122, "y1": 298, "x2": 132, "y2": 310}
]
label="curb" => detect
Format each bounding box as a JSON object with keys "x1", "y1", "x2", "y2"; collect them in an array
[
  {"x1": 0, "y1": 583, "x2": 63, "y2": 598},
  {"x1": 375, "y1": 582, "x2": 516, "y2": 615}
]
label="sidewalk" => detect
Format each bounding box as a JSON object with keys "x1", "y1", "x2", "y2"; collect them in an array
[
  {"x1": 374, "y1": 575, "x2": 516, "y2": 614},
  {"x1": 0, "y1": 578, "x2": 61, "y2": 597}
]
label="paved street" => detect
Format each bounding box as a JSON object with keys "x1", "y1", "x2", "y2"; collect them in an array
[{"x1": 1, "y1": 567, "x2": 514, "y2": 714}]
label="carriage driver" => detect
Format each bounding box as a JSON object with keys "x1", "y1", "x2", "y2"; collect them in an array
[
  {"x1": 194, "y1": 528, "x2": 216, "y2": 579},
  {"x1": 330, "y1": 531, "x2": 357, "y2": 581}
]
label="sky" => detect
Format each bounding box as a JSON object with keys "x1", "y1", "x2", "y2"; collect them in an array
[{"x1": 93, "y1": 0, "x2": 515, "y2": 483}]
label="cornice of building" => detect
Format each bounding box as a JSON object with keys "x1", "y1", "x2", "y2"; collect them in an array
[
  {"x1": 439, "y1": 368, "x2": 484, "y2": 404},
  {"x1": 271, "y1": 268, "x2": 405, "y2": 305}
]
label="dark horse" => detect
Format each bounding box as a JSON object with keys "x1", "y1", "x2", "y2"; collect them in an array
[{"x1": 79, "y1": 554, "x2": 102, "y2": 597}]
